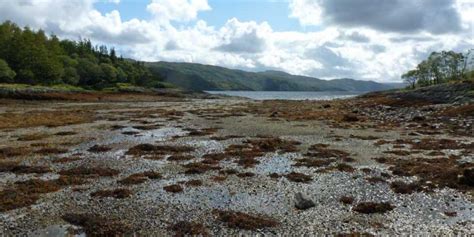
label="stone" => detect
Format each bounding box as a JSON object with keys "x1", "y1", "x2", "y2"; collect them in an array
[
  {"x1": 294, "y1": 193, "x2": 315, "y2": 210},
  {"x1": 461, "y1": 168, "x2": 474, "y2": 186},
  {"x1": 412, "y1": 115, "x2": 425, "y2": 122},
  {"x1": 342, "y1": 114, "x2": 359, "y2": 122}
]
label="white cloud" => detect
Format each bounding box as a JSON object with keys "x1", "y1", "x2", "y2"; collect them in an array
[
  {"x1": 215, "y1": 18, "x2": 272, "y2": 53},
  {"x1": 146, "y1": 0, "x2": 211, "y2": 23},
  {"x1": 455, "y1": 0, "x2": 474, "y2": 36},
  {"x1": 0, "y1": 0, "x2": 158, "y2": 45},
  {"x1": 0, "y1": 0, "x2": 472, "y2": 83},
  {"x1": 289, "y1": 0, "x2": 323, "y2": 26},
  {"x1": 0, "y1": 0, "x2": 93, "y2": 29}
]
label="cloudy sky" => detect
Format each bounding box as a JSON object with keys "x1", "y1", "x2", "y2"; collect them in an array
[{"x1": 0, "y1": 0, "x2": 473, "y2": 82}]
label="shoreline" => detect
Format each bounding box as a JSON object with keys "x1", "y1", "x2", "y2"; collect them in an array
[{"x1": 0, "y1": 83, "x2": 473, "y2": 236}]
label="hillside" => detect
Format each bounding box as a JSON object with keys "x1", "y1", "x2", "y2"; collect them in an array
[
  {"x1": 146, "y1": 61, "x2": 402, "y2": 92},
  {"x1": 362, "y1": 81, "x2": 474, "y2": 104},
  {"x1": 0, "y1": 21, "x2": 165, "y2": 90}
]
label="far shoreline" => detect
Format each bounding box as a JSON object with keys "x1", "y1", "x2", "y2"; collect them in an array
[
  {"x1": 204, "y1": 90, "x2": 365, "y2": 101},
  {"x1": 0, "y1": 83, "x2": 389, "y2": 102}
]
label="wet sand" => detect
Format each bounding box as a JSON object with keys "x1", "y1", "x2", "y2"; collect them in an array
[{"x1": 0, "y1": 97, "x2": 472, "y2": 236}]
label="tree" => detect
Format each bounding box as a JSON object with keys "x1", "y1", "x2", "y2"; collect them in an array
[
  {"x1": 402, "y1": 49, "x2": 473, "y2": 89},
  {"x1": 0, "y1": 59, "x2": 16, "y2": 83},
  {"x1": 63, "y1": 67, "x2": 80, "y2": 85},
  {"x1": 460, "y1": 49, "x2": 473, "y2": 80},
  {"x1": 110, "y1": 47, "x2": 117, "y2": 63},
  {"x1": 402, "y1": 70, "x2": 418, "y2": 89},
  {"x1": 100, "y1": 63, "x2": 118, "y2": 83},
  {"x1": 115, "y1": 67, "x2": 127, "y2": 82},
  {"x1": 17, "y1": 69, "x2": 35, "y2": 84},
  {"x1": 0, "y1": 21, "x2": 165, "y2": 89},
  {"x1": 427, "y1": 52, "x2": 443, "y2": 84},
  {"x1": 442, "y1": 51, "x2": 463, "y2": 81},
  {"x1": 415, "y1": 60, "x2": 432, "y2": 86},
  {"x1": 0, "y1": 21, "x2": 17, "y2": 59},
  {"x1": 77, "y1": 58, "x2": 102, "y2": 86}
]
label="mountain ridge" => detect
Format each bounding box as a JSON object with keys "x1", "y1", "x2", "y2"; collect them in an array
[{"x1": 146, "y1": 61, "x2": 403, "y2": 92}]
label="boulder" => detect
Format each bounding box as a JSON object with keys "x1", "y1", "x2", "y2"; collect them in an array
[
  {"x1": 412, "y1": 115, "x2": 425, "y2": 122},
  {"x1": 461, "y1": 168, "x2": 474, "y2": 186},
  {"x1": 294, "y1": 192, "x2": 315, "y2": 210}
]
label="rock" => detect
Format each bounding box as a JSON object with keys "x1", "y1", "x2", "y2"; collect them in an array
[
  {"x1": 460, "y1": 168, "x2": 474, "y2": 186},
  {"x1": 422, "y1": 107, "x2": 435, "y2": 112},
  {"x1": 412, "y1": 115, "x2": 425, "y2": 122},
  {"x1": 342, "y1": 114, "x2": 359, "y2": 122},
  {"x1": 430, "y1": 124, "x2": 440, "y2": 129},
  {"x1": 294, "y1": 193, "x2": 315, "y2": 210},
  {"x1": 353, "y1": 202, "x2": 394, "y2": 214}
]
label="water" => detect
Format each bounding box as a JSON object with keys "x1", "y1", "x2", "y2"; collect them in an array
[{"x1": 205, "y1": 91, "x2": 363, "y2": 100}]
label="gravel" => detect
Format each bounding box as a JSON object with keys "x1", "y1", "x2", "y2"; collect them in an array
[{"x1": 0, "y1": 99, "x2": 472, "y2": 236}]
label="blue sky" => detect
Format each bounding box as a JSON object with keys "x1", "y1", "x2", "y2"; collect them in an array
[
  {"x1": 0, "y1": 0, "x2": 472, "y2": 82},
  {"x1": 95, "y1": 0, "x2": 151, "y2": 21},
  {"x1": 200, "y1": 0, "x2": 302, "y2": 31},
  {"x1": 94, "y1": 0, "x2": 314, "y2": 31}
]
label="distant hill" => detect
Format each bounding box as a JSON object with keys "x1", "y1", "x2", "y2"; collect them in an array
[{"x1": 146, "y1": 61, "x2": 401, "y2": 92}]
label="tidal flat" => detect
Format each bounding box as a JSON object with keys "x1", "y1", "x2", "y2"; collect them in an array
[{"x1": 0, "y1": 92, "x2": 473, "y2": 236}]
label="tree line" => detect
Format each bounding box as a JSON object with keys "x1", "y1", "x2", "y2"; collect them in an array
[
  {"x1": 0, "y1": 21, "x2": 164, "y2": 89},
  {"x1": 402, "y1": 49, "x2": 473, "y2": 89}
]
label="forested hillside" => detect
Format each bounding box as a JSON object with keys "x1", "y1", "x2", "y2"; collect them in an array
[
  {"x1": 0, "y1": 21, "x2": 164, "y2": 89},
  {"x1": 147, "y1": 61, "x2": 401, "y2": 92}
]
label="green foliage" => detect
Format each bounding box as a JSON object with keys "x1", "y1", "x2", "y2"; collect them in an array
[
  {"x1": 100, "y1": 63, "x2": 118, "y2": 83},
  {"x1": 403, "y1": 49, "x2": 473, "y2": 88},
  {"x1": 0, "y1": 21, "x2": 164, "y2": 89},
  {"x1": 468, "y1": 70, "x2": 474, "y2": 81},
  {"x1": 63, "y1": 67, "x2": 80, "y2": 85},
  {"x1": 0, "y1": 59, "x2": 16, "y2": 83},
  {"x1": 0, "y1": 83, "x2": 85, "y2": 92},
  {"x1": 401, "y1": 70, "x2": 417, "y2": 89}
]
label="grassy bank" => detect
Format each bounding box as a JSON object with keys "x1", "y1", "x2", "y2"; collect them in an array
[
  {"x1": 0, "y1": 83, "x2": 87, "y2": 92},
  {"x1": 0, "y1": 83, "x2": 222, "y2": 102}
]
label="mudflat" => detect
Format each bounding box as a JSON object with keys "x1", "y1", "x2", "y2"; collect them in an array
[{"x1": 0, "y1": 91, "x2": 473, "y2": 236}]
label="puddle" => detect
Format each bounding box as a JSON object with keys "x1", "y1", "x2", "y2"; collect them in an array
[{"x1": 30, "y1": 225, "x2": 84, "y2": 237}]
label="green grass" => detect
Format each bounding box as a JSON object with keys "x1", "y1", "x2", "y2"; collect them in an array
[
  {"x1": 0, "y1": 82, "x2": 176, "y2": 94},
  {"x1": 0, "y1": 83, "x2": 86, "y2": 91},
  {"x1": 101, "y1": 83, "x2": 140, "y2": 92},
  {"x1": 151, "y1": 81, "x2": 176, "y2": 89},
  {"x1": 101, "y1": 82, "x2": 176, "y2": 92}
]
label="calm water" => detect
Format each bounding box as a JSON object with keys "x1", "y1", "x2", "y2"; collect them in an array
[{"x1": 206, "y1": 91, "x2": 363, "y2": 100}]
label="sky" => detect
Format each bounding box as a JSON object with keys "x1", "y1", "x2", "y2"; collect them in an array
[{"x1": 0, "y1": 0, "x2": 473, "y2": 82}]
